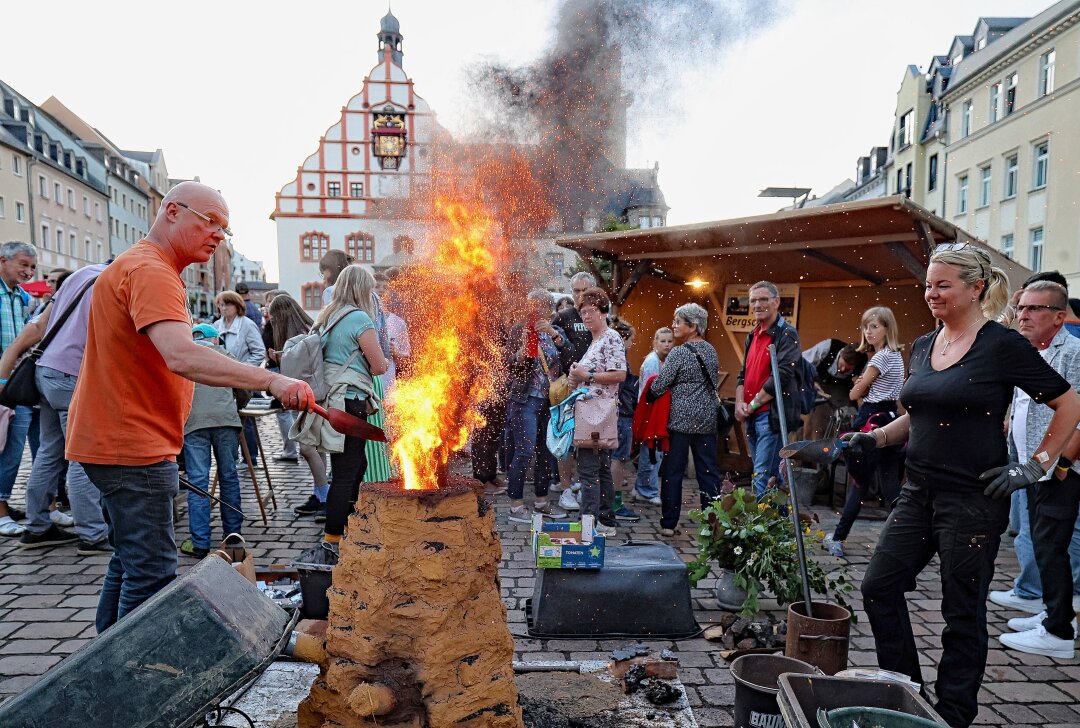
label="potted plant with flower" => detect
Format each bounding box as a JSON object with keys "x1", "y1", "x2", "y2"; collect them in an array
[{"x1": 686, "y1": 487, "x2": 852, "y2": 618}]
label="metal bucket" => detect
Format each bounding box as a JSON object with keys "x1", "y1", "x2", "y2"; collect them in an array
[
  {"x1": 731, "y1": 654, "x2": 818, "y2": 728},
  {"x1": 785, "y1": 601, "x2": 851, "y2": 675}
]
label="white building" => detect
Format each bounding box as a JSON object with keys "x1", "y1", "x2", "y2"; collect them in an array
[
  {"x1": 232, "y1": 248, "x2": 266, "y2": 285},
  {"x1": 272, "y1": 10, "x2": 435, "y2": 310}
]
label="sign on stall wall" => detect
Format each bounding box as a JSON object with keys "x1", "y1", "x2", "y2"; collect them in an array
[{"x1": 721, "y1": 284, "x2": 800, "y2": 337}]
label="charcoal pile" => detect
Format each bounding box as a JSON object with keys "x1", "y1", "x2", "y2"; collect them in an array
[{"x1": 703, "y1": 612, "x2": 786, "y2": 652}]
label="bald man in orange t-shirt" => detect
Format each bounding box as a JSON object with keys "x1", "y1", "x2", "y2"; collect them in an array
[{"x1": 67, "y1": 181, "x2": 315, "y2": 633}]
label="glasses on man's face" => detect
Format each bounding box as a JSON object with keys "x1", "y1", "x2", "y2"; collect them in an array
[
  {"x1": 1016, "y1": 304, "x2": 1064, "y2": 314},
  {"x1": 175, "y1": 202, "x2": 232, "y2": 237}
]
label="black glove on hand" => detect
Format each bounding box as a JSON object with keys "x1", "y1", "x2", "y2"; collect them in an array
[
  {"x1": 980, "y1": 458, "x2": 1045, "y2": 499},
  {"x1": 840, "y1": 431, "x2": 878, "y2": 454}
]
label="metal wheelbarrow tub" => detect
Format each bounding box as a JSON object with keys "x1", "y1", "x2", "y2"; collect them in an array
[{"x1": 0, "y1": 555, "x2": 295, "y2": 728}]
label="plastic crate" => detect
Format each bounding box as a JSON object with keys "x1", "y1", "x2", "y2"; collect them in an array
[{"x1": 777, "y1": 674, "x2": 946, "y2": 728}]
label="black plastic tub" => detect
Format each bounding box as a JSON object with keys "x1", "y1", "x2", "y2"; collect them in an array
[
  {"x1": 777, "y1": 673, "x2": 946, "y2": 728},
  {"x1": 527, "y1": 541, "x2": 699, "y2": 638}
]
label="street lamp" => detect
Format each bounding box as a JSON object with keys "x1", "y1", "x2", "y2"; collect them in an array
[{"x1": 759, "y1": 186, "x2": 812, "y2": 209}]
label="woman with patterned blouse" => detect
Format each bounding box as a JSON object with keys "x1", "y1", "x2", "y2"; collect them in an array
[
  {"x1": 648, "y1": 303, "x2": 723, "y2": 537},
  {"x1": 567, "y1": 288, "x2": 626, "y2": 538}
]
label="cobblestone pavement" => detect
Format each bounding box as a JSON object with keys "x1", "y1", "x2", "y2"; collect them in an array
[{"x1": 1, "y1": 420, "x2": 1078, "y2": 727}]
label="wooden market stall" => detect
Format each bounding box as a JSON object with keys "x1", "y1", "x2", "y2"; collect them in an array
[{"x1": 557, "y1": 195, "x2": 1031, "y2": 397}]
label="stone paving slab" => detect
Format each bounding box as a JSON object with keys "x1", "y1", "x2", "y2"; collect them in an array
[{"x1": 0, "y1": 420, "x2": 1077, "y2": 726}]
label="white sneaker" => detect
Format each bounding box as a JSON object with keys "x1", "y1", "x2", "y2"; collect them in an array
[
  {"x1": 1008, "y1": 610, "x2": 1078, "y2": 637},
  {"x1": 595, "y1": 523, "x2": 617, "y2": 538},
  {"x1": 507, "y1": 506, "x2": 533, "y2": 524},
  {"x1": 558, "y1": 490, "x2": 580, "y2": 511},
  {"x1": 570, "y1": 482, "x2": 582, "y2": 493},
  {"x1": 49, "y1": 509, "x2": 74, "y2": 527},
  {"x1": 989, "y1": 589, "x2": 1045, "y2": 614},
  {"x1": 549, "y1": 482, "x2": 566, "y2": 493},
  {"x1": 999, "y1": 625, "x2": 1075, "y2": 658},
  {"x1": 0, "y1": 516, "x2": 24, "y2": 537}
]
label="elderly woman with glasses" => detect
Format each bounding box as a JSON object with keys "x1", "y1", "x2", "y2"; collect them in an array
[
  {"x1": 647, "y1": 303, "x2": 723, "y2": 538},
  {"x1": 847, "y1": 243, "x2": 1080, "y2": 728}
]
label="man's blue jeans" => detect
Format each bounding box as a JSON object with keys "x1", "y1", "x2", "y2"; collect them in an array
[
  {"x1": 1011, "y1": 486, "x2": 1080, "y2": 599},
  {"x1": 24, "y1": 367, "x2": 108, "y2": 543},
  {"x1": 0, "y1": 405, "x2": 33, "y2": 503},
  {"x1": 183, "y1": 427, "x2": 244, "y2": 550},
  {"x1": 506, "y1": 396, "x2": 549, "y2": 501},
  {"x1": 83, "y1": 461, "x2": 179, "y2": 633},
  {"x1": 744, "y1": 411, "x2": 781, "y2": 498}
]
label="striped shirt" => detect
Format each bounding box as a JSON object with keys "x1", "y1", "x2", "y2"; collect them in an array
[
  {"x1": 0, "y1": 278, "x2": 27, "y2": 353},
  {"x1": 866, "y1": 349, "x2": 904, "y2": 402},
  {"x1": 362, "y1": 374, "x2": 393, "y2": 482}
]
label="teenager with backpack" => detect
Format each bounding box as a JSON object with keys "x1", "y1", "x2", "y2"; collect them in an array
[
  {"x1": 288, "y1": 265, "x2": 387, "y2": 562},
  {"x1": 825, "y1": 306, "x2": 905, "y2": 557}
]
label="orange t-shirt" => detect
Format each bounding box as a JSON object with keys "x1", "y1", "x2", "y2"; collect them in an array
[{"x1": 67, "y1": 241, "x2": 195, "y2": 465}]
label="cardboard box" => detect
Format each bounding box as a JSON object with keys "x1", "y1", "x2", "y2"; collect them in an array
[{"x1": 531, "y1": 515, "x2": 605, "y2": 569}]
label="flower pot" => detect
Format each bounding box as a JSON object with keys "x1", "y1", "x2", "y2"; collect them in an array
[{"x1": 714, "y1": 568, "x2": 749, "y2": 611}]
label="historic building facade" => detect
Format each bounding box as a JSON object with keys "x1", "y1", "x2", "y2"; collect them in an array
[{"x1": 273, "y1": 11, "x2": 434, "y2": 310}]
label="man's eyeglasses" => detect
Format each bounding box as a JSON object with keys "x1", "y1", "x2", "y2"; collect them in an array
[
  {"x1": 175, "y1": 202, "x2": 232, "y2": 237},
  {"x1": 1016, "y1": 304, "x2": 1064, "y2": 314}
]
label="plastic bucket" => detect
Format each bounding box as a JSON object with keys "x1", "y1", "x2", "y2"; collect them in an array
[
  {"x1": 785, "y1": 601, "x2": 851, "y2": 675},
  {"x1": 731, "y1": 654, "x2": 818, "y2": 728}
]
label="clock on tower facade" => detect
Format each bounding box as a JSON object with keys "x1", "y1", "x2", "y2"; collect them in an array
[{"x1": 272, "y1": 10, "x2": 439, "y2": 309}]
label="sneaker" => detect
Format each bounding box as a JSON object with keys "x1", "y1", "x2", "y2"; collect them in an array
[
  {"x1": 49, "y1": 509, "x2": 74, "y2": 527},
  {"x1": 273, "y1": 453, "x2": 300, "y2": 463},
  {"x1": 18, "y1": 524, "x2": 78, "y2": 549},
  {"x1": 571, "y1": 482, "x2": 582, "y2": 493},
  {"x1": 76, "y1": 539, "x2": 113, "y2": 556},
  {"x1": 659, "y1": 528, "x2": 676, "y2": 538},
  {"x1": 179, "y1": 538, "x2": 210, "y2": 559},
  {"x1": 549, "y1": 482, "x2": 566, "y2": 493},
  {"x1": 0, "y1": 516, "x2": 24, "y2": 537},
  {"x1": 1008, "y1": 611, "x2": 1078, "y2": 637},
  {"x1": 483, "y1": 479, "x2": 507, "y2": 497},
  {"x1": 534, "y1": 501, "x2": 568, "y2": 519},
  {"x1": 989, "y1": 589, "x2": 1045, "y2": 614},
  {"x1": 824, "y1": 538, "x2": 844, "y2": 557},
  {"x1": 558, "y1": 490, "x2": 580, "y2": 511},
  {"x1": 595, "y1": 523, "x2": 617, "y2": 538},
  {"x1": 631, "y1": 490, "x2": 662, "y2": 506},
  {"x1": 999, "y1": 625, "x2": 1075, "y2": 658},
  {"x1": 507, "y1": 506, "x2": 533, "y2": 524},
  {"x1": 614, "y1": 505, "x2": 641, "y2": 522},
  {"x1": 313, "y1": 506, "x2": 327, "y2": 524},
  {"x1": 293, "y1": 495, "x2": 323, "y2": 516}
]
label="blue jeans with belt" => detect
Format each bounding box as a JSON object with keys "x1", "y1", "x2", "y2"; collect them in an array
[{"x1": 83, "y1": 461, "x2": 179, "y2": 633}]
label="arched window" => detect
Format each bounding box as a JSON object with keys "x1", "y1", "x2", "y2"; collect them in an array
[
  {"x1": 301, "y1": 282, "x2": 326, "y2": 310},
  {"x1": 345, "y1": 232, "x2": 375, "y2": 264},
  {"x1": 392, "y1": 235, "x2": 414, "y2": 256},
  {"x1": 300, "y1": 231, "x2": 330, "y2": 262}
]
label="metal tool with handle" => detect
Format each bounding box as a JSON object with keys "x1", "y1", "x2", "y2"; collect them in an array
[
  {"x1": 768, "y1": 344, "x2": 814, "y2": 619},
  {"x1": 779, "y1": 437, "x2": 849, "y2": 465},
  {"x1": 311, "y1": 403, "x2": 387, "y2": 441}
]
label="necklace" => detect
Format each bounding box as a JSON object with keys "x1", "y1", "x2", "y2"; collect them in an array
[{"x1": 939, "y1": 316, "x2": 984, "y2": 354}]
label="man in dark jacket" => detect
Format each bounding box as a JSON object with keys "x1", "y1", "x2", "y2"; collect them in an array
[
  {"x1": 235, "y1": 282, "x2": 263, "y2": 332},
  {"x1": 554, "y1": 271, "x2": 596, "y2": 368},
  {"x1": 734, "y1": 281, "x2": 801, "y2": 497}
]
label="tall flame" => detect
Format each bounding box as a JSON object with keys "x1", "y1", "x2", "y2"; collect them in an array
[{"x1": 389, "y1": 199, "x2": 509, "y2": 490}]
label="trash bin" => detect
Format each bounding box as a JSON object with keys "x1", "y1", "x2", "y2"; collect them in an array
[{"x1": 777, "y1": 673, "x2": 946, "y2": 728}]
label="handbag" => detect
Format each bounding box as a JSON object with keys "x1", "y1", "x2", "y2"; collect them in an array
[
  {"x1": 0, "y1": 277, "x2": 97, "y2": 408},
  {"x1": 536, "y1": 344, "x2": 572, "y2": 405},
  {"x1": 572, "y1": 392, "x2": 619, "y2": 450},
  {"x1": 690, "y1": 347, "x2": 732, "y2": 432}
]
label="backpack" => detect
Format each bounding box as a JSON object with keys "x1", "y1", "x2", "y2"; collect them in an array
[
  {"x1": 795, "y1": 355, "x2": 818, "y2": 416},
  {"x1": 279, "y1": 305, "x2": 361, "y2": 402}
]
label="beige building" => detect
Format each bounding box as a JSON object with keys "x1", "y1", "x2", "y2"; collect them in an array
[
  {"x1": 942, "y1": 2, "x2": 1080, "y2": 284},
  {"x1": 0, "y1": 129, "x2": 31, "y2": 245}
]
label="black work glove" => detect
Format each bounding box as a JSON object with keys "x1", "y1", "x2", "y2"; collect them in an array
[
  {"x1": 979, "y1": 459, "x2": 1045, "y2": 499},
  {"x1": 840, "y1": 431, "x2": 878, "y2": 454}
]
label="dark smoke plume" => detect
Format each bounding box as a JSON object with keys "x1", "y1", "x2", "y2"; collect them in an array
[{"x1": 467, "y1": 0, "x2": 785, "y2": 230}]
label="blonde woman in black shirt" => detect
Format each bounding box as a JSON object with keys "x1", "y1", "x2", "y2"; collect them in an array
[{"x1": 845, "y1": 245, "x2": 1080, "y2": 728}]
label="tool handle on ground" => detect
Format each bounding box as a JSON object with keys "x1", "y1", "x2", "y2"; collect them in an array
[{"x1": 768, "y1": 344, "x2": 814, "y2": 619}]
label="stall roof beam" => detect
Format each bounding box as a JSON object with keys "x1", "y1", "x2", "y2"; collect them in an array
[{"x1": 803, "y1": 249, "x2": 884, "y2": 286}]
